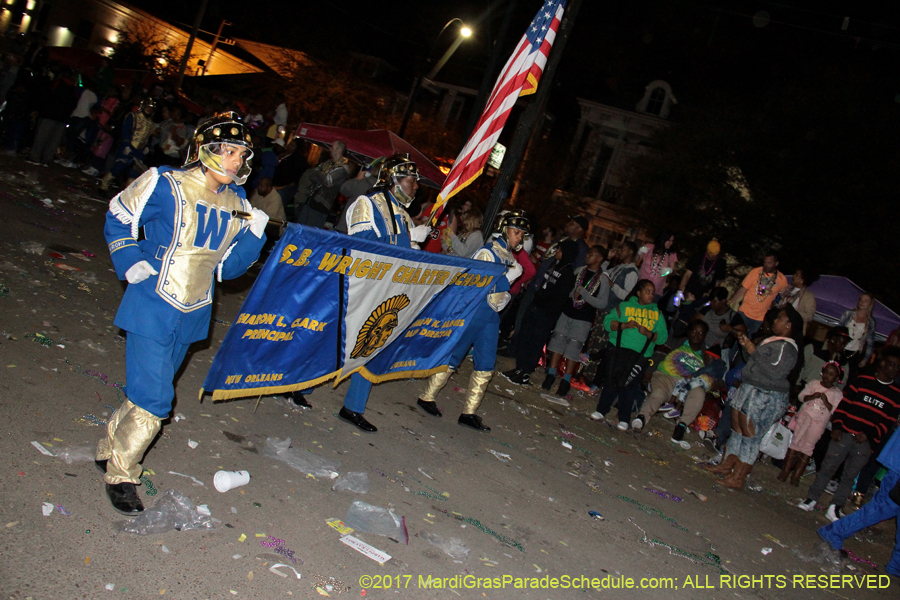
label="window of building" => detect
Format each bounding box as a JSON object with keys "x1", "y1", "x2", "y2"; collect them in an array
[
  {"x1": 587, "y1": 144, "x2": 614, "y2": 198},
  {"x1": 645, "y1": 87, "x2": 666, "y2": 116}
]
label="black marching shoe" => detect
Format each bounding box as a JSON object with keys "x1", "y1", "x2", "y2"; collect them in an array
[
  {"x1": 458, "y1": 413, "x2": 491, "y2": 431},
  {"x1": 95, "y1": 459, "x2": 108, "y2": 474},
  {"x1": 416, "y1": 399, "x2": 442, "y2": 417},
  {"x1": 286, "y1": 391, "x2": 312, "y2": 409},
  {"x1": 556, "y1": 378, "x2": 571, "y2": 397},
  {"x1": 541, "y1": 373, "x2": 556, "y2": 391},
  {"x1": 105, "y1": 482, "x2": 144, "y2": 516},
  {"x1": 338, "y1": 407, "x2": 377, "y2": 432}
]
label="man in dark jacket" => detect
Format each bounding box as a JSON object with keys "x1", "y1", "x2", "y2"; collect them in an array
[
  {"x1": 26, "y1": 66, "x2": 78, "y2": 167},
  {"x1": 502, "y1": 239, "x2": 579, "y2": 385},
  {"x1": 294, "y1": 141, "x2": 351, "y2": 229},
  {"x1": 272, "y1": 138, "x2": 308, "y2": 218}
]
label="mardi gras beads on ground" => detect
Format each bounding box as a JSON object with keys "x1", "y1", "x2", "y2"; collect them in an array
[
  {"x1": 630, "y1": 518, "x2": 726, "y2": 574},
  {"x1": 140, "y1": 473, "x2": 157, "y2": 496},
  {"x1": 644, "y1": 487, "x2": 683, "y2": 502},
  {"x1": 618, "y1": 495, "x2": 687, "y2": 531},
  {"x1": 261, "y1": 535, "x2": 299, "y2": 564},
  {"x1": 431, "y1": 505, "x2": 524, "y2": 552}
]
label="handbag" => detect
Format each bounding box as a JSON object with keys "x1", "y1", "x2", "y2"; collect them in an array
[
  {"x1": 605, "y1": 308, "x2": 653, "y2": 392},
  {"x1": 759, "y1": 421, "x2": 792, "y2": 460}
]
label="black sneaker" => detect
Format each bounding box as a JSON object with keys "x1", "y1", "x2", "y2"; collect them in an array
[
  {"x1": 541, "y1": 373, "x2": 556, "y2": 390},
  {"x1": 556, "y1": 378, "x2": 571, "y2": 397},
  {"x1": 502, "y1": 369, "x2": 529, "y2": 385},
  {"x1": 671, "y1": 422, "x2": 687, "y2": 442}
]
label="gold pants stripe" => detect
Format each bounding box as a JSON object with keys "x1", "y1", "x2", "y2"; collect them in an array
[
  {"x1": 463, "y1": 370, "x2": 493, "y2": 415},
  {"x1": 420, "y1": 370, "x2": 453, "y2": 403},
  {"x1": 96, "y1": 400, "x2": 161, "y2": 485}
]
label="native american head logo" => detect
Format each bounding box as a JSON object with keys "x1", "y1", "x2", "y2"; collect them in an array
[{"x1": 350, "y1": 294, "x2": 411, "y2": 359}]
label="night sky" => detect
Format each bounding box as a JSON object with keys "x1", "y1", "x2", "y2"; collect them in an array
[{"x1": 129, "y1": 0, "x2": 900, "y2": 122}]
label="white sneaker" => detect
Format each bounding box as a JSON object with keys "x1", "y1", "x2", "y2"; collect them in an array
[
  {"x1": 631, "y1": 415, "x2": 645, "y2": 431},
  {"x1": 797, "y1": 499, "x2": 816, "y2": 512},
  {"x1": 825, "y1": 504, "x2": 843, "y2": 522},
  {"x1": 82, "y1": 166, "x2": 99, "y2": 176},
  {"x1": 589, "y1": 411, "x2": 604, "y2": 421},
  {"x1": 617, "y1": 421, "x2": 629, "y2": 431}
]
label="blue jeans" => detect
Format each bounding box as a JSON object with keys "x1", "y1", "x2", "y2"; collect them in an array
[
  {"x1": 740, "y1": 312, "x2": 763, "y2": 336},
  {"x1": 818, "y1": 469, "x2": 900, "y2": 576},
  {"x1": 725, "y1": 383, "x2": 788, "y2": 464}
]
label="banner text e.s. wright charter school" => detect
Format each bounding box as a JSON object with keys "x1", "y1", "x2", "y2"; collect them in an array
[{"x1": 201, "y1": 224, "x2": 505, "y2": 401}]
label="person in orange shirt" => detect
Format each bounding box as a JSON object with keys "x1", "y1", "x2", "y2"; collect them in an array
[{"x1": 728, "y1": 252, "x2": 788, "y2": 336}]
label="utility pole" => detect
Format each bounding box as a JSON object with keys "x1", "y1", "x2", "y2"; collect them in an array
[
  {"x1": 175, "y1": 0, "x2": 209, "y2": 92},
  {"x1": 482, "y1": 0, "x2": 582, "y2": 232},
  {"x1": 202, "y1": 18, "x2": 230, "y2": 76}
]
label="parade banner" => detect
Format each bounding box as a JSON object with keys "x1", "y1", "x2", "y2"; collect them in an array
[{"x1": 201, "y1": 225, "x2": 505, "y2": 400}]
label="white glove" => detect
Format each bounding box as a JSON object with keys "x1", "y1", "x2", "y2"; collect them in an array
[
  {"x1": 125, "y1": 260, "x2": 158, "y2": 284},
  {"x1": 505, "y1": 261, "x2": 524, "y2": 284},
  {"x1": 248, "y1": 207, "x2": 269, "y2": 239},
  {"x1": 409, "y1": 224, "x2": 431, "y2": 243}
]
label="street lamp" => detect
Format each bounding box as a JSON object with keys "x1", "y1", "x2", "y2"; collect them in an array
[{"x1": 398, "y1": 18, "x2": 472, "y2": 138}]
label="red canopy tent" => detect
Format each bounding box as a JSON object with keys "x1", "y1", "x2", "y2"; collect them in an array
[{"x1": 293, "y1": 123, "x2": 446, "y2": 189}]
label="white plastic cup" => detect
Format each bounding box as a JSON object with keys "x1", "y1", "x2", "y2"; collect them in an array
[{"x1": 214, "y1": 470, "x2": 251, "y2": 493}]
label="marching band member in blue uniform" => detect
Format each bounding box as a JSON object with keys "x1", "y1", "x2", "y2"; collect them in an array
[
  {"x1": 339, "y1": 153, "x2": 431, "y2": 432},
  {"x1": 100, "y1": 97, "x2": 158, "y2": 191},
  {"x1": 416, "y1": 211, "x2": 529, "y2": 431},
  {"x1": 96, "y1": 112, "x2": 268, "y2": 515}
]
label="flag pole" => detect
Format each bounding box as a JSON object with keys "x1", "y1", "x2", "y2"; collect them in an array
[{"x1": 483, "y1": 0, "x2": 582, "y2": 232}]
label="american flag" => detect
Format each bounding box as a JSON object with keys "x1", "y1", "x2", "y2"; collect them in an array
[{"x1": 433, "y1": 0, "x2": 566, "y2": 211}]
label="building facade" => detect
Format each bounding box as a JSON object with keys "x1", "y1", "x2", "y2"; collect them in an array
[
  {"x1": 556, "y1": 80, "x2": 676, "y2": 247},
  {"x1": 7, "y1": 0, "x2": 263, "y2": 76}
]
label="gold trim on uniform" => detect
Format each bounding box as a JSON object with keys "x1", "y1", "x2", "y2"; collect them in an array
[{"x1": 155, "y1": 169, "x2": 248, "y2": 312}]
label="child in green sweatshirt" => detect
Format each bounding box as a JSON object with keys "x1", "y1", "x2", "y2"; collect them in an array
[{"x1": 591, "y1": 279, "x2": 668, "y2": 429}]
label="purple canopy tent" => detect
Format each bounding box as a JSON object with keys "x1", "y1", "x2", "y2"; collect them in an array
[{"x1": 789, "y1": 275, "x2": 900, "y2": 341}]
